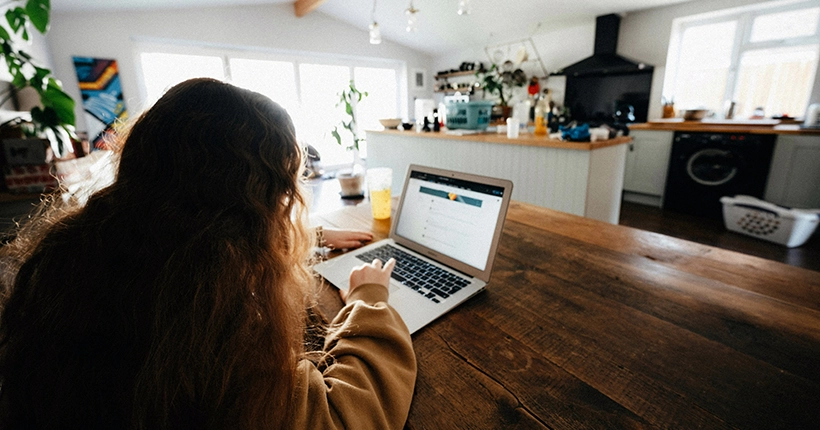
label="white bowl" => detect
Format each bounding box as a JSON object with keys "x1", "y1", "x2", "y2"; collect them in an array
[{"x1": 379, "y1": 118, "x2": 402, "y2": 129}]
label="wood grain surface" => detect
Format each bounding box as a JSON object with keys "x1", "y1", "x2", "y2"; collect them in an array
[
  {"x1": 367, "y1": 129, "x2": 631, "y2": 151},
  {"x1": 311, "y1": 200, "x2": 820, "y2": 429}
]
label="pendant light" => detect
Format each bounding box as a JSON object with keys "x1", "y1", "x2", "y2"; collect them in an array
[
  {"x1": 405, "y1": 0, "x2": 419, "y2": 32},
  {"x1": 457, "y1": 0, "x2": 471, "y2": 15},
  {"x1": 369, "y1": 0, "x2": 381, "y2": 44}
]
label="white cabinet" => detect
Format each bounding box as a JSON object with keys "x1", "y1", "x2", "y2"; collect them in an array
[
  {"x1": 764, "y1": 134, "x2": 820, "y2": 209},
  {"x1": 622, "y1": 130, "x2": 674, "y2": 207},
  {"x1": 366, "y1": 131, "x2": 628, "y2": 224}
]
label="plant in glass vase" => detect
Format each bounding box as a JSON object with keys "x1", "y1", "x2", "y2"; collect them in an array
[{"x1": 331, "y1": 80, "x2": 367, "y2": 197}]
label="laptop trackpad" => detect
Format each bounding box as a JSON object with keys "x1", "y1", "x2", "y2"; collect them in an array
[{"x1": 388, "y1": 281, "x2": 401, "y2": 294}]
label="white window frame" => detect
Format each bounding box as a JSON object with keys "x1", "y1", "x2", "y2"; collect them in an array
[
  {"x1": 131, "y1": 37, "x2": 407, "y2": 170},
  {"x1": 663, "y1": 0, "x2": 820, "y2": 115}
]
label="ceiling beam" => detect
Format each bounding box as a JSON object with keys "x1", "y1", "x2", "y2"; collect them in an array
[{"x1": 294, "y1": 0, "x2": 326, "y2": 17}]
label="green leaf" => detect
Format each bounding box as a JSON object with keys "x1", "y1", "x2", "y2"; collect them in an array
[
  {"x1": 5, "y1": 8, "x2": 26, "y2": 34},
  {"x1": 0, "y1": 25, "x2": 10, "y2": 40},
  {"x1": 11, "y1": 71, "x2": 25, "y2": 87},
  {"x1": 33, "y1": 65, "x2": 49, "y2": 80},
  {"x1": 42, "y1": 78, "x2": 75, "y2": 125},
  {"x1": 330, "y1": 128, "x2": 342, "y2": 146},
  {"x1": 25, "y1": 0, "x2": 50, "y2": 34}
]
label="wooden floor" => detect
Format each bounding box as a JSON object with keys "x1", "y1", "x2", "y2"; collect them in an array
[{"x1": 619, "y1": 200, "x2": 820, "y2": 273}]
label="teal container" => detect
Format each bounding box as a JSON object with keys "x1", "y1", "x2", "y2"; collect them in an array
[{"x1": 445, "y1": 100, "x2": 494, "y2": 130}]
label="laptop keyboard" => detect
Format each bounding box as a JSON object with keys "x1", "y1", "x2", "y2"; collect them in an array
[{"x1": 356, "y1": 244, "x2": 470, "y2": 304}]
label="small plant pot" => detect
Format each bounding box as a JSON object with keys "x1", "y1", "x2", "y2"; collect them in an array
[{"x1": 337, "y1": 171, "x2": 364, "y2": 198}]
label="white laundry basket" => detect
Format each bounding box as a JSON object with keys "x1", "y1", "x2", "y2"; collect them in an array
[{"x1": 720, "y1": 195, "x2": 820, "y2": 248}]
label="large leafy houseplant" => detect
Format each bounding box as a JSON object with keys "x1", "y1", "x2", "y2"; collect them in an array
[
  {"x1": 477, "y1": 64, "x2": 510, "y2": 107},
  {"x1": 331, "y1": 80, "x2": 367, "y2": 154},
  {"x1": 477, "y1": 63, "x2": 525, "y2": 119},
  {"x1": 330, "y1": 80, "x2": 368, "y2": 197},
  {"x1": 0, "y1": 0, "x2": 76, "y2": 157}
]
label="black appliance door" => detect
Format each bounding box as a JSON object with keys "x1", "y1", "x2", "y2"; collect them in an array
[
  {"x1": 663, "y1": 132, "x2": 775, "y2": 220},
  {"x1": 685, "y1": 148, "x2": 740, "y2": 186}
]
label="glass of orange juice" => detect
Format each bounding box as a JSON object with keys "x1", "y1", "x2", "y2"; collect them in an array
[{"x1": 366, "y1": 167, "x2": 392, "y2": 220}]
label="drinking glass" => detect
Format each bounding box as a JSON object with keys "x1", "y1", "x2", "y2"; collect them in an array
[{"x1": 367, "y1": 167, "x2": 392, "y2": 220}]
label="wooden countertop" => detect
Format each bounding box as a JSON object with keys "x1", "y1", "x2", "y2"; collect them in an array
[
  {"x1": 367, "y1": 129, "x2": 631, "y2": 151},
  {"x1": 312, "y1": 200, "x2": 820, "y2": 429},
  {"x1": 630, "y1": 119, "x2": 820, "y2": 135}
]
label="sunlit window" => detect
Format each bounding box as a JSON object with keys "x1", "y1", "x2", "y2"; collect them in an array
[
  {"x1": 229, "y1": 58, "x2": 298, "y2": 115},
  {"x1": 734, "y1": 45, "x2": 819, "y2": 118},
  {"x1": 140, "y1": 52, "x2": 224, "y2": 106},
  {"x1": 664, "y1": 0, "x2": 820, "y2": 119},
  {"x1": 672, "y1": 21, "x2": 736, "y2": 112},
  {"x1": 750, "y1": 7, "x2": 819, "y2": 42},
  {"x1": 355, "y1": 66, "x2": 399, "y2": 147},
  {"x1": 298, "y1": 64, "x2": 352, "y2": 168},
  {"x1": 138, "y1": 48, "x2": 402, "y2": 169}
]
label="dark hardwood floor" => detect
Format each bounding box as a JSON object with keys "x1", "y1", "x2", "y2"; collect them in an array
[{"x1": 619, "y1": 200, "x2": 820, "y2": 273}]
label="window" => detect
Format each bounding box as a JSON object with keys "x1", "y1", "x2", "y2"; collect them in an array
[
  {"x1": 664, "y1": 0, "x2": 820, "y2": 119},
  {"x1": 137, "y1": 45, "x2": 404, "y2": 169},
  {"x1": 140, "y1": 52, "x2": 224, "y2": 105}
]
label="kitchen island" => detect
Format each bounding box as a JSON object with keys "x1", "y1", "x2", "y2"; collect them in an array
[{"x1": 366, "y1": 129, "x2": 631, "y2": 224}]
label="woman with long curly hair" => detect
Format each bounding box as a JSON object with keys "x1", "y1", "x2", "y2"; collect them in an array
[{"x1": 0, "y1": 78, "x2": 416, "y2": 429}]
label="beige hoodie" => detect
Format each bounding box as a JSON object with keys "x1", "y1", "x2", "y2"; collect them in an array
[{"x1": 290, "y1": 284, "x2": 417, "y2": 429}]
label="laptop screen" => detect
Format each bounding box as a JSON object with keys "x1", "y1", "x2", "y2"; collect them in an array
[{"x1": 394, "y1": 170, "x2": 507, "y2": 271}]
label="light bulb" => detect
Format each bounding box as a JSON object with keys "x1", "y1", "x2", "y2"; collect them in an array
[
  {"x1": 405, "y1": 3, "x2": 419, "y2": 32},
  {"x1": 457, "y1": 0, "x2": 471, "y2": 15},
  {"x1": 369, "y1": 22, "x2": 381, "y2": 44},
  {"x1": 406, "y1": 13, "x2": 417, "y2": 32}
]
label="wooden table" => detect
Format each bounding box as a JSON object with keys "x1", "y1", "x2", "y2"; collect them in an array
[{"x1": 311, "y1": 200, "x2": 820, "y2": 429}]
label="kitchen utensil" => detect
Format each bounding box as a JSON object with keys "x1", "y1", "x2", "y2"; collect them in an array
[
  {"x1": 512, "y1": 69, "x2": 526, "y2": 86},
  {"x1": 723, "y1": 100, "x2": 736, "y2": 119},
  {"x1": 514, "y1": 46, "x2": 528, "y2": 65},
  {"x1": 492, "y1": 49, "x2": 504, "y2": 64}
]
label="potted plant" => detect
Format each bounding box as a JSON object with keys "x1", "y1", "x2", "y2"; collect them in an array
[
  {"x1": 0, "y1": 0, "x2": 76, "y2": 158},
  {"x1": 477, "y1": 63, "x2": 524, "y2": 121},
  {"x1": 330, "y1": 80, "x2": 367, "y2": 197}
]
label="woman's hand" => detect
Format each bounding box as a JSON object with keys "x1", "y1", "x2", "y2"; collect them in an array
[
  {"x1": 341, "y1": 258, "x2": 396, "y2": 304},
  {"x1": 322, "y1": 228, "x2": 373, "y2": 250}
]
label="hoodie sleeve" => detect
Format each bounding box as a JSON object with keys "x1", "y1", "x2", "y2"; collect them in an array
[{"x1": 289, "y1": 283, "x2": 417, "y2": 429}]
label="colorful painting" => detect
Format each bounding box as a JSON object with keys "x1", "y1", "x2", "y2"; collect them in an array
[{"x1": 72, "y1": 57, "x2": 128, "y2": 151}]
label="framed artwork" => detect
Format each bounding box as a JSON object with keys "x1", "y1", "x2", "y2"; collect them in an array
[
  {"x1": 72, "y1": 57, "x2": 128, "y2": 151},
  {"x1": 412, "y1": 68, "x2": 427, "y2": 90}
]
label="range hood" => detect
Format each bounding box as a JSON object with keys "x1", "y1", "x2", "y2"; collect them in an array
[{"x1": 554, "y1": 14, "x2": 653, "y2": 77}]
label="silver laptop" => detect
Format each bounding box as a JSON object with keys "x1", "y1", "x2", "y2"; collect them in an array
[{"x1": 313, "y1": 164, "x2": 513, "y2": 334}]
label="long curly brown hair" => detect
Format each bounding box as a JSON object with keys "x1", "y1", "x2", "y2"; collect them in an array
[{"x1": 0, "y1": 78, "x2": 316, "y2": 429}]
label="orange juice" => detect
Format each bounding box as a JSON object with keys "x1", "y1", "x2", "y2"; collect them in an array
[{"x1": 369, "y1": 188, "x2": 392, "y2": 219}]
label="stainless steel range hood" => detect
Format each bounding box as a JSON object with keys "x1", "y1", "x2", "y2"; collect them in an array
[{"x1": 554, "y1": 14, "x2": 653, "y2": 77}]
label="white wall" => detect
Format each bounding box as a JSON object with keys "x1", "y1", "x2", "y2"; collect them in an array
[
  {"x1": 0, "y1": 4, "x2": 55, "y2": 112},
  {"x1": 46, "y1": 3, "x2": 434, "y2": 135},
  {"x1": 434, "y1": 0, "x2": 811, "y2": 121}
]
